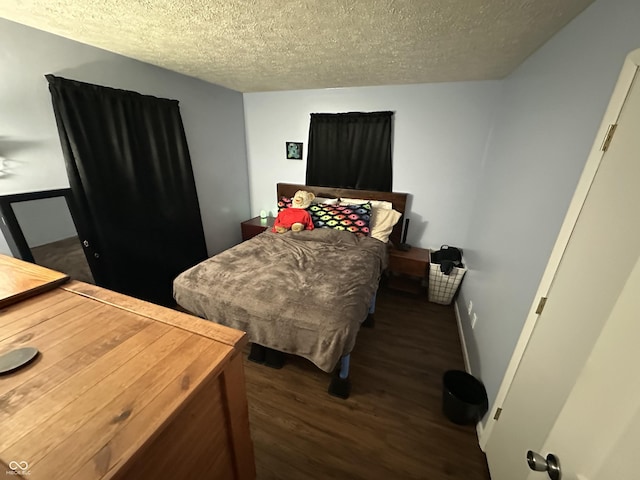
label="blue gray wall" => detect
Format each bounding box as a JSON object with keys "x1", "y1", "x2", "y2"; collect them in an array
[
  {"x1": 457, "y1": 0, "x2": 640, "y2": 422},
  {"x1": 0, "y1": 18, "x2": 250, "y2": 257},
  {"x1": 243, "y1": 82, "x2": 502, "y2": 250}
]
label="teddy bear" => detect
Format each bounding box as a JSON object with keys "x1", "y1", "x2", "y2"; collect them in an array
[{"x1": 272, "y1": 190, "x2": 316, "y2": 233}]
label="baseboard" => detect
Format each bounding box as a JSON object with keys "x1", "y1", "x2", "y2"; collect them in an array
[
  {"x1": 453, "y1": 301, "x2": 471, "y2": 373},
  {"x1": 454, "y1": 301, "x2": 485, "y2": 446},
  {"x1": 476, "y1": 418, "x2": 485, "y2": 447}
]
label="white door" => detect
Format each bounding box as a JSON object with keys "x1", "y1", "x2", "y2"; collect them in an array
[
  {"x1": 485, "y1": 50, "x2": 640, "y2": 480},
  {"x1": 532, "y1": 255, "x2": 640, "y2": 479}
]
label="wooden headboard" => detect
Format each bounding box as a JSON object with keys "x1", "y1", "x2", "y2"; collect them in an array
[{"x1": 277, "y1": 183, "x2": 409, "y2": 246}]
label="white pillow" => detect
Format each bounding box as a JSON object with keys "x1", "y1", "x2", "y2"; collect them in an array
[
  {"x1": 340, "y1": 197, "x2": 393, "y2": 210},
  {"x1": 370, "y1": 208, "x2": 403, "y2": 243}
]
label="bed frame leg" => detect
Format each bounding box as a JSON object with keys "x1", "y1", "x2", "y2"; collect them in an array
[
  {"x1": 264, "y1": 347, "x2": 286, "y2": 369},
  {"x1": 328, "y1": 354, "x2": 351, "y2": 399},
  {"x1": 248, "y1": 343, "x2": 266, "y2": 364},
  {"x1": 362, "y1": 289, "x2": 377, "y2": 328},
  {"x1": 248, "y1": 344, "x2": 286, "y2": 369}
]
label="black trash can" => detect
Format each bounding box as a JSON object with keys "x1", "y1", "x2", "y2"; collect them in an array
[{"x1": 442, "y1": 370, "x2": 488, "y2": 425}]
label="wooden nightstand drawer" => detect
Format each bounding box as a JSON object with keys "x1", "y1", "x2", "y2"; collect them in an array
[
  {"x1": 388, "y1": 254, "x2": 428, "y2": 277},
  {"x1": 387, "y1": 247, "x2": 430, "y2": 294}
]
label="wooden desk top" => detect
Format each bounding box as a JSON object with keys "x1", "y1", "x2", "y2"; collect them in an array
[
  {"x1": 0, "y1": 254, "x2": 69, "y2": 308},
  {"x1": 0, "y1": 257, "x2": 250, "y2": 479},
  {"x1": 241, "y1": 216, "x2": 276, "y2": 227}
]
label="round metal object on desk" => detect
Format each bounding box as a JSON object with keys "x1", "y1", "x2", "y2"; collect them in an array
[{"x1": 0, "y1": 347, "x2": 39, "y2": 374}]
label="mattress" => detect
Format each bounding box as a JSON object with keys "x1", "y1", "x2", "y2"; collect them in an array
[{"x1": 173, "y1": 228, "x2": 387, "y2": 372}]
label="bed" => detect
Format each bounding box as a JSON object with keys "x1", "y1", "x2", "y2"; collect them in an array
[{"x1": 173, "y1": 183, "x2": 408, "y2": 398}]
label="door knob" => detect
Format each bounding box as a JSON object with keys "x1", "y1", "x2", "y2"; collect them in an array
[{"x1": 527, "y1": 450, "x2": 561, "y2": 480}]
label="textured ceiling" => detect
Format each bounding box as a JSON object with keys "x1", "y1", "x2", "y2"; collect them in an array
[{"x1": 0, "y1": 0, "x2": 594, "y2": 93}]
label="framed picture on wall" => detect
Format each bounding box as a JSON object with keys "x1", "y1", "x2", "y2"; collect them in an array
[{"x1": 286, "y1": 142, "x2": 303, "y2": 160}]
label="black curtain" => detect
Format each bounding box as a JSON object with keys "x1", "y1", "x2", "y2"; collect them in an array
[
  {"x1": 305, "y1": 111, "x2": 393, "y2": 191},
  {"x1": 46, "y1": 75, "x2": 207, "y2": 306}
]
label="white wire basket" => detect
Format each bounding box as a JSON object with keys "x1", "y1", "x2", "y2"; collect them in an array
[{"x1": 428, "y1": 252, "x2": 467, "y2": 305}]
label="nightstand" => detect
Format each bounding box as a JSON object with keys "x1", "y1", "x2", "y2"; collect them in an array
[
  {"x1": 241, "y1": 216, "x2": 275, "y2": 241},
  {"x1": 387, "y1": 247, "x2": 430, "y2": 294}
]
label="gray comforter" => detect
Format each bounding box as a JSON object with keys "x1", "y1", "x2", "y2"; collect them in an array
[{"x1": 173, "y1": 228, "x2": 388, "y2": 372}]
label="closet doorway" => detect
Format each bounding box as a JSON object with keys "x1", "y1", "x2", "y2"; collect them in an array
[
  {"x1": 0, "y1": 189, "x2": 94, "y2": 283},
  {"x1": 45, "y1": 76, "x2": 208, "y2": 306}
]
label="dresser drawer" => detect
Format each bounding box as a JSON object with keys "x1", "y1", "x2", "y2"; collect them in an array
[{"x1": 389, "y1": 254, "x2": 428, "y2": 277}]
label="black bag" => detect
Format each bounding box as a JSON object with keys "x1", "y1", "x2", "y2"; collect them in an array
[{"x1": 431, "y1": 245, "x2": 463, "y2": 275}]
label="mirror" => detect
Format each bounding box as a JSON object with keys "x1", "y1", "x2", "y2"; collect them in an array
[{"x1": 0, "y1": 190, "x2": 94, "y2": 283}]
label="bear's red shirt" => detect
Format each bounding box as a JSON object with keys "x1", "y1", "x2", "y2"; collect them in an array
[{"x1": 272, "y1": 208, "x2": 315, "y2": 232}]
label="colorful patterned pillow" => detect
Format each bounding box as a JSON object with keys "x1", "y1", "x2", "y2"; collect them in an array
[
  {"x1": 277, "y1": 196, "x2": 292, "y2": 211},
  {"x1": 308, "y1": 203, "x2": 372, "y2": 237}
]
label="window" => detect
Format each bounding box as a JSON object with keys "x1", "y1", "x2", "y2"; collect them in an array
[{"x1": 305, "y1": 111, "x2": 393, "y2": 191}]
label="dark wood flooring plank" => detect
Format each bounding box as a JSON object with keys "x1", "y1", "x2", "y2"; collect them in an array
[{"x1": 244, "y1": 285, "x2": 490, "y2": 480}]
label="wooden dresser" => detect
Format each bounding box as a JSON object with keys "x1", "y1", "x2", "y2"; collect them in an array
[{"x1": 0, "y1": 255, "x2": 255, "y2": 480}]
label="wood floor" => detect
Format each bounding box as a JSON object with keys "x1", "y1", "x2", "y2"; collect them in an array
[
  {"x1": 243, "y1": 284, "x2": 491, "y2": 480},
  {"x1": 30, "y1": 236, "x2": 94, "y2": 284}
]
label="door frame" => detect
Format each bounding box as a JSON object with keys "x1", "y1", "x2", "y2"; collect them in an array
[{"x1": 479, "y1": 48, "x2": 640, "y2": 449}]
